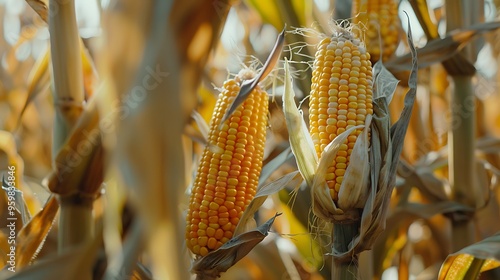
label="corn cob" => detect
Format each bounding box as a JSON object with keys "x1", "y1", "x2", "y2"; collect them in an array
[
  {"x1": 352, "y1": 0, "x2": 400, "y2": 62},
  {"x1": 186, "y1": 69, "x2": 268, "y2": 257},
  {"x1": 309, "y1": 32, "x2": 373, "y2": 202}
]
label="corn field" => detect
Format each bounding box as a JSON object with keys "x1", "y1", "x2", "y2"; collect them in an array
[{"x1": 1, "y1": 0, "x2": 500, "y2": 279}]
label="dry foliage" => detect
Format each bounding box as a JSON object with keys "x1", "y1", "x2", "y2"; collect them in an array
[{"x1": 0, "y1": 1, "x2": 500, "y2": 280}]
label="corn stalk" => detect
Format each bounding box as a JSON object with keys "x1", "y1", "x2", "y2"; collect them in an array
[
  {"x1": 445, "y1": 0, "x2": 483, "y2": 252},
  {"x1": 48, "y1": 0, "x2": 89, "y2": 251}
]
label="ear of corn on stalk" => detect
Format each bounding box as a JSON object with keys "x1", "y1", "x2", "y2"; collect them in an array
[
  {"x1": 309, "y1": 31, "x2": 373, "y2": 205},
  {"x1": 352, "y1": 0, "x2": 400, "y2": 62},
  {"x1": 186, "y1": 69, "x2": 268, "y2": 257}
]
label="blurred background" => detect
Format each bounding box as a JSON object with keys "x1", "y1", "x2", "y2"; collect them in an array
[{"x1": 1, "y1": 0, "x2": 500, "y2": 279}]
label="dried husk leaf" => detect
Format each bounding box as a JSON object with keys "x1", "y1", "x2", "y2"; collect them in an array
[
  {"x1": 191, "y1": 111, "x2": 210, "y2": 142},
  {"x1": 385, "y1": 21, "x2": 500, "y2": 74},
  {"x1": 15, "y1": 196, "x2": 59, "y2": 268},
  {"x1": 192, "y1": 214, "x2": 281, "y2": 280},
  {"x1": 192, "y1": 172, "x2": 300, "y2": 279},
  {"x1": 338, "y1": 115, "x2": 372, "y2": 210},
  {"x1": 373, "y1": 61, "x2": 399, "y2": 104},
  {"x1": 477, "y1": 136, "x2": 500, "y2": 154},
  {"x1": 398, "y1": 159, "x2": 448, "y2": 202},
  {"x1": 332, "y1": 18, "x2": 418, "y2": 263},
  {"x1": 1, "y1": 180, "x2": 31, "y2": 225},
  {"x1": 311, "y1": 124, "x2": 365, "y2": 222},
  {"x1": 47, "y1": 100, "x2": 103, "y2": 197},
  {"x1": 282, "y1": 59, "x2": 317, "y2": 187},
  {"x1": 234, "y1": 171, "x2": 301, "y2": 236},
  {"x1": 25, "y1": 0, "x2": 48, "y2": 22},
  {"x1": 221, "y1": 28, "x2": 285, "y2": 124},
  {"x1": 0, "y1": 223, "x2": 102, "y2": 280}
]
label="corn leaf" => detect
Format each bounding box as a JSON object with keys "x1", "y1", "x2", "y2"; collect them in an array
[
  {"x1": 47, "y1": 100, "x2": 102, "y2": 196},
  {"x1": 282, "y1": 59, "x2": 317, "y2": 187},
  {"x1": 221, "y1": 27, "x2": 285, "y2": 125},
  {"x1": 398, "y1": 159, "x2": 448, "y2": 202},
  {"x1": 15, "y1": 196, "x2": 58, "y2": 268},
  {"x1": 0, "y1": 226, "x2": 101, "y2": 280},
  {"x1": 477, "y1": 136, "x2": 500, "y2": 154},
  {"x1": 25, "y1": 0, "x2": 48, "y2": 22},
  {"x1": 191, "y1": 111, "x2": 210, "y2": 142},
  {"x1": 1, "y1": 178, "x2": 30, "y2": 225},
  {"x1": 103, "y1": 219, "x2": 145, "y2": 280},
  {"x1": 373, "y1": 60, "x2": 399, "y2": 105},
  {"x1": 192, "y1": 213, "x2": 281, "y2": 280},
  {"x1": 386, "y1": 21, "x2": 500, "y2": 73},
  {"x1": 245, "y1": 0, "x2": 283, "y2": 30},
  {"x1": 259, "y1": 147, "x2": 293, "y2": 186},
  {"x1": 389, "y1": 16, "x2": 418, "y2": 176},
  {"x1": 408, "y1": 0, "x2": 440, "y2": 40},
  {"x1": 439, "y1": 232, "x2": 500, "y2": 280},
  {"x1": 234, "y1": 171, "x2": 302, "y2": 236}
]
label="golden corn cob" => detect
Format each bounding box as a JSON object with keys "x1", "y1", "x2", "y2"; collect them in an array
[
  {"x1": 352, "y1": 0, "x2": 400, "y2": 62},
  {"x1": 309, "y1": 32, "x2": 373, "y2": 201},
  {"x1": 186, "y1": 70, "x2": 268, "y2": 257}
]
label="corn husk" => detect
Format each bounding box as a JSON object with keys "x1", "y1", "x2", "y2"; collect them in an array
[{"x1": 282, "y1": 20, "x2": 418, "y2": 263}]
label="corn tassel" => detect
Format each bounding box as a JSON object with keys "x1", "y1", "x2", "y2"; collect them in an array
[
  {"x1": 309, "y1": 32, "x2": 373, "y2": 202},
  {"x1": 186, "y1": 69, "x2": 268, "y2": 257}
]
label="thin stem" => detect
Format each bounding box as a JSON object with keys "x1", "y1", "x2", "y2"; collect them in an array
[
  {"x1": 332, "y1": 222, "x2": 360, "y2": 280},
  {"x1": 49, "y1": 0, "x2": 84, "y2": 158},
  {"x1": 58, "y1": 197, "x2": 93, "y2": 251},
  {"x1": 449, "y1": 75, "x2": 476, "y2": 251},
  {"x1": 445, "y1": 0, "x2": 482, "y2": 252}
]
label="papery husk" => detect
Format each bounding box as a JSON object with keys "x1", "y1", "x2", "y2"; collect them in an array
[
  {"x1": 331, "y1": 18, "x2": 418, "y2": 263},
  {"x1": 310, "y1": 125, "x2": 363, "y2": 222},
  {"x1": 338, "y1": 115, "x2": 372, "y2": 210},
  {"x1": 192, "y1": 214, "x2": 281, "y2": 280},
  {"x1": 311, "y1": 124, "x2": 365, "y2": 222}
]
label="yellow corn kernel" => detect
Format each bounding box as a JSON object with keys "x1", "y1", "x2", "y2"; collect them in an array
[
  {"x1": 186, "y1": 69, "x2": 269, "y2": 256},
  {"x1": 352, "y1": 0, "x2": 400, "y2": 62},
  {"x1": 309, "y1": 32, "x2": 373, "y2": 201}
]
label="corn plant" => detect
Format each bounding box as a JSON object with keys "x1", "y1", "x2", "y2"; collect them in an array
[{"x1": 0, "y1": 1, "x2": 500, "y2": 280}]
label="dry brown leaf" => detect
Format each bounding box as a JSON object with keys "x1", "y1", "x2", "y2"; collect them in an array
[
  {"x1": 104, "y1": 2, "x2": 231, "y2": 279},
  {"x1": 408, "y1": 0, "x2": 440, "y2": 40},
  {"x1": 282, "y1": 59, "x2": 318, "y2": 187},
  {"x1": 0, "y1": 223, "x2": 102, "y2": 280},
  {"x1": 398, "y1": 159, "x2": 448, "y2": 202},
  {"x1": 332, "y1": 17, "x2": 419, "y2": 263},
  {"x1": 25, "y1": 0, "x2": 48, "y2": 22},
  {"x1": 477, "y1": 136, "x2": 500, "y2": 154},
  {"x1": 15, "y1": 196, "x2": 58, "y2": 268},
  {"x1": 47, "y1": 100, "x2": 102, "y2": 197},
  {"x1": 221, "y1": 27, "x2": 285, "y2": 124},
  {"x1": 386, "y1": 21, "x2": 500, "y2": 74},
  {"x1": 192, "y1": 213, "x2": 281, "y2": 280}
]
